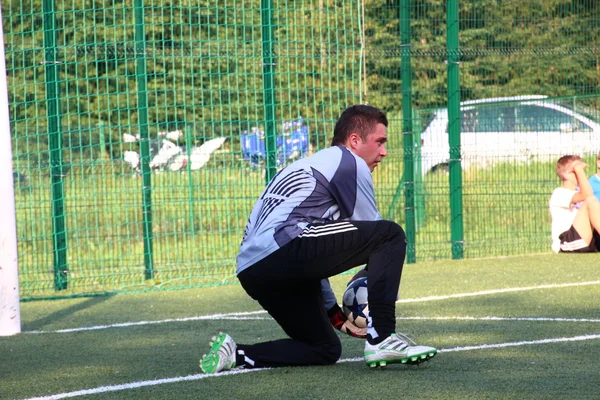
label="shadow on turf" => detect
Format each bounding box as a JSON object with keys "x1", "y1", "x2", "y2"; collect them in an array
[{"x1": 23, "y1": 295, "x2": 115, "y2": 331}]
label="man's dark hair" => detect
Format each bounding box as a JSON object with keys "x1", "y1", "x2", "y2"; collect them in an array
[{"x1": 331, "y1": 105, "x2": 388, "y2": 146}]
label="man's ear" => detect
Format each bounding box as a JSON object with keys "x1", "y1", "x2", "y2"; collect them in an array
[{"x1": 347, "y1": 133, "x2": 361, "y2": 150}]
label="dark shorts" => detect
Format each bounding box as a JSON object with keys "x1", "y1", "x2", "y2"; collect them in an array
[{"x1": 558, "y1": 226, "x2": 600, "y2": 253}]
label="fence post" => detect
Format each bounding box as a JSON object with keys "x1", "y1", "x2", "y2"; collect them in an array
[
  {"x1": 400, "y1": 0, "x2": 416, "y2": 263},
  {"x1": 134, "y1": 0, "x2": 154, "y2": 281},
  {"x1": 42, "y1": 0, "x2": 68, "y2": 290},
  {"x1": 447, "y1": 0, "x2": 464, "y2": 259},
  {"x1": 413, "y1": 109, "x2": 424, "y2": 230},
  {"x1": 97, "y1": 121, "x2": 108, "y2": 161},
  {"x1": 261, "y1": 0, "x2": 278, "y2": 184},
  {"x1": 185, "y1": 125, "x2": 196, "y2": 236},
  {"x1": 0, "y1": 4, "x2": 21, "y2": 335}
]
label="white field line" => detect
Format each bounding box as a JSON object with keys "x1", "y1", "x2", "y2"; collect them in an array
[
  {"x1": 337, "y1": 333, "x2": 600, "y2": 363},
  {"x1": 25, "y1": 311, "x2": 269, "y2": 334},
  {"x1": 438, "y1": 334, "x2": 600, "y2": 352},
  {"x1": 25, "y1": 280, "x2": 600, "y2": 334},
  {"x1": 395, "y1": 280, "x2": 600, "y2": 303},
  {"x1": 25, "y1": 315, "x2": 600, "y2": 335},
  {"x1": 21, "y1": 368, "x2": 269, "y2": 400},
  {"x1": 22, "y1": 333, "x2": 600, "y2": 400}
]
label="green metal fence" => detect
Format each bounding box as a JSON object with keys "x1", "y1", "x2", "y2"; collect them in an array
[
  {"x1": 405, "y1": 1, "x2": 600, "y2": 261},
  {"x1": 367, "y1": 0, "x2": 600, "y2": 261},
  {"x1": 4, "y1": 1, "x2": 600, "y2": 299}
]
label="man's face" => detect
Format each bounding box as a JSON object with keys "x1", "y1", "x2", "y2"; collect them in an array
[{"x1": 349, "y1": 123, "x2": 388, "y2": 172}]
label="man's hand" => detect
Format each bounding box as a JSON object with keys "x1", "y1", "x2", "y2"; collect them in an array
[{"x1": 328, "y1": 304, "x2": 367, "y2": 338}]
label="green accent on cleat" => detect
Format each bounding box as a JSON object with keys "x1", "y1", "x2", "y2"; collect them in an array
[
  {"x1": 200, "y1": 332, "x2": 237, "y2": 374},
  {"x1": 364, "y1": 333, "x2": 438, "y2": 368}
]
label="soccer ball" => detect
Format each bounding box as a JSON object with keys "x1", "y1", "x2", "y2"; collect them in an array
[{"x1": 342, "y1": 276, "x2": 370, "y2": 328}]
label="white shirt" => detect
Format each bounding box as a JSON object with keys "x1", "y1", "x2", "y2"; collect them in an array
[{"x1": 548, "y1": 187, "x2": 578, "y2": 253}]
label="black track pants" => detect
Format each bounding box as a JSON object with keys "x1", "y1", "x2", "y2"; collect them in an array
[{"x1": 236, "y1": 219, "x2": 406, "y2": 368}]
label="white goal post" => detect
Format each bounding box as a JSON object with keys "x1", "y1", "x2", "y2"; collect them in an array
[{"x1": 0, "y1": 5, "x2": 21, "y2": 336}]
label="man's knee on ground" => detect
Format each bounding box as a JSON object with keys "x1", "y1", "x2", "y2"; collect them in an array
[{"x1": 318, "y1": 338, "x2": 342, "y2": 365}]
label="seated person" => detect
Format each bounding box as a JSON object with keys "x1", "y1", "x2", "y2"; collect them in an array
[{"x1": 549, "y1": 155, "x2": 600, "y2": 253}]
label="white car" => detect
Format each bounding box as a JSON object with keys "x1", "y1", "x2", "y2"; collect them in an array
[{"x1": 419, "y1": 95, "x2": 600, "y2": 175}]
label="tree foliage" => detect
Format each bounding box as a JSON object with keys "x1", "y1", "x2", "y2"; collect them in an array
[
  {"x1": 363, "y1": 0, "x2": 600, "y2": 111},
  {"x1": 3, "y1": 0, "x2": 599, "y2": 161}
]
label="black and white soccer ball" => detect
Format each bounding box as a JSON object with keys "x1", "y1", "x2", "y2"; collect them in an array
[{"x1": 342, "y1": 276, "x2": 370, "y2": 328}]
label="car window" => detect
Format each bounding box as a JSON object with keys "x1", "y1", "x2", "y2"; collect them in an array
[
  {"x1": 459, "y1": 104, "x2": 594, "y2": 133},
  {"x1": 461, "y1": 106, "x2": 514, "y2": 133},
  {"x1": 514, "y1": 105, "x2": 593, "y2": 132}
]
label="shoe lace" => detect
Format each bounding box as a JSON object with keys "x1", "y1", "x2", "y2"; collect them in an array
[{"x1": 394, "y1": 332, "x2": 418, "y2": 346}]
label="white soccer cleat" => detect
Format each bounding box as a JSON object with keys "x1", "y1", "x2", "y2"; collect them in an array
[
  {"x1": 200, "y1": 332, "x2": 237, "y2": 374},
  {"x1": 364, "y1": 333, "x2": 437, "y2": 368}
]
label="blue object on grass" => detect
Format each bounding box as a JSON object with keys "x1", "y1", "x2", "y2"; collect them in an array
[{"x1": 241, "y1": 118, "x2": 309, "y2": 167}]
